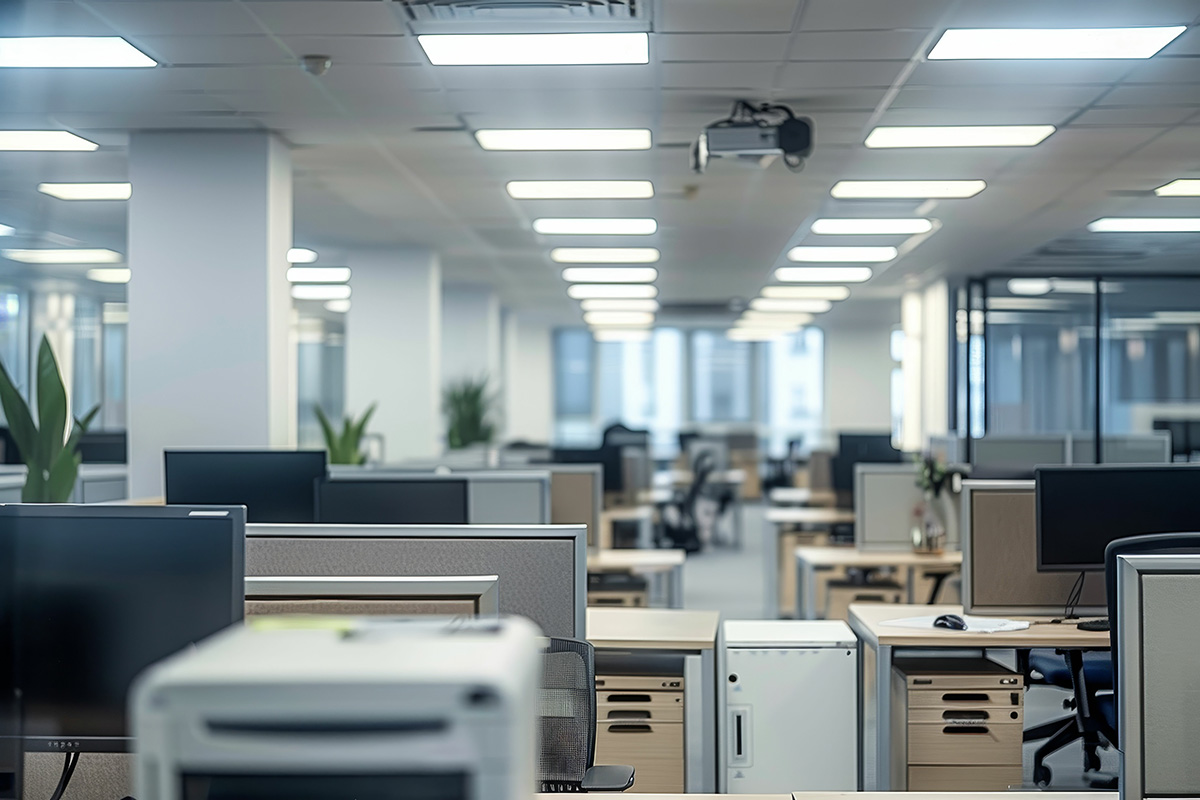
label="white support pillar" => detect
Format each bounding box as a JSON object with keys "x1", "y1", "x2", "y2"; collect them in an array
[
  {"x1": 442, "y1": 284, "x2": 502, "y2": 385},
  {"x1": 502, "y1": 314, "x2": 554, "y2": 444},
  {"x1": 127, "y1": 131, "x2": 295, "y2": 498},
  {"x1": 346, "y1": 249, "x2": 441, "y2": 460}
]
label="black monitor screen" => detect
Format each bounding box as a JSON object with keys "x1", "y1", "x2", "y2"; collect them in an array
[
  {"x1": 165, "y1": 451, "x2": 327, "y2": 523},
  {"x1": 551, "y1": 448, "x2": 621, "y2": 493},
  {"x1": 832, "y1": 433, "x2": 902, "y2": 492},
  {"x1": 315, "y1": 479, "x2": 469, "y2": 525},
  {"x1": 1036, "y1": 465, "x2": 1200, "y2": 572},
  {"x1": 1, "y1": 506, "x2": 244, "y2": 751}
]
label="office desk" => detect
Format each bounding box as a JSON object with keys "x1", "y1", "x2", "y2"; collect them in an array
[
  {"x1": 769, "y1": 486, "x2": 837, "y2": 507},
  {"x1": 589, "y1": 549, "x2": 685, "y2": 608},
  {"x1": 764, "y1": 507, "x2": 855, "y2": 619},
  {"x1": 794, "y1": 547, "x2": 962, "y2": 620},
  {"x1": 599, "y1": 504, "x2": 655, "y2": 550},
  {"x1": 848, "y1": 603, "x2": 1111, "y2": 790},
  {"x1": 549, "y1": 791, "x2": 1113, "y2": 800},
  {"x1": 587, "y1": 608, "x2": 720, "y2": 792}
]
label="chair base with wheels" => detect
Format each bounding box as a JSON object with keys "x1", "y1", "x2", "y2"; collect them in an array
[{"x1": 1023, "y1": 649, "x2": 1115, "y2": 788}]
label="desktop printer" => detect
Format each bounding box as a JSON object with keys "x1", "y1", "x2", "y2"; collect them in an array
[{"x1": 132, "y1": 616, "x2": 542, "y2": 800}]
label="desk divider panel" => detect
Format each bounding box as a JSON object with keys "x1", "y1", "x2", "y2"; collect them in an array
[{"x1": 856, "y1": 463, "x2": 961, "y2": 550}]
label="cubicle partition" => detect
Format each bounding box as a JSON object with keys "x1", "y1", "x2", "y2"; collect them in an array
[
  {"x1": 324, "y1": 468, "x2": 552, "y2": 524},
  {"x1": 960, "y1": 480, "x2": 1105, "y2": 615},
  {"x1": 245, "y1": 523, "x2": 586, "y2": 637},
  {"x1": 244, "y1": 575, "x2": 500, "y2": 617},
  {"x1": 854, "y1": 463, "x2": 961, "y2": 550},
  {"x1": 0, "y1": 464, "x2": 129, "y2": 504}
]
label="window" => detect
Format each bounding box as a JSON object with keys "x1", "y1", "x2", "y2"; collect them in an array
[
  {"x1": 691, "y1": 331, "x2": 751, "y2": 422},
  {"x1": 758, "y1": 328, "x2": 824, "y2": 457}
]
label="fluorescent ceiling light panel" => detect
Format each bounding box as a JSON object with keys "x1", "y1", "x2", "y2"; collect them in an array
[
  {"x1": 831, "y1": 180, "x2": 985, "y2": 199},
  {"x1": 567, "y1": 284, "x2": 658, "y2": 300},
  {"x1": 727, "y1": 329, "x2": 786, "y2": 342},
  {"x1": 507, "y1": 180, "x2": 653, "y2": 200},
  {"x1": 2, "y1": 248, "x2": 121, "y2": 264},
  {"x1": 928, "y1": 27, "x2": 1185, "y2": 60},
  {"x1": 810, "y1": 218, "x2": 933, "y2": 235},
  {"x1": 37, "y1": 182, "x2": 131, "y2": 200},
  {"x1": 418, "y1": 32, "x2": 648, "y2": 66},
  {"x1": 1154, "y1": 179, "x2": 1200, "y2": 197},
  {"x1": 741, "y1": 311, "x2": 815, "y2": 325},
  {"x1": 865, "y1": 125, "x2": 1055, "y2": 148},
  {"x1": 593, "y1": 329, "x2": 652, "y2": 342},
  {"x1": 1007, "y1": 278, "x2": 1053, "y2": 296},
  {"x1": 788, "y1": 246, "x2": 896, "y2": 263},
  {"x1": 291, "y1": 284, "x2": 351, "y2": 301},
  {"x1": 476, "y1": 129, "x2": 651, "y2": 151},
  {"x1": 287, "y1": 267, "x2": 351, "y2": 284},
  {"x1": 0, "y1": 131, "x2": 97, "y2": 151},
  {"x1": 533, "y1": 218, "x2": 657, "y2": 236},
  {"x1": 86, "y1": 268, "x2": 130, "y2": 284},
  {"x1": 552, "y1": 247, "x2": 659, "y2": 264},
  {"x1": 287, "y1": 248, "x2": 318, "y2": 263},
  {"x1": 325, "y1": 299, "x2": 351, "y2": 313},
  {"x1": 561, "y1": 267, "x2": 657, "y2": 283},
  {"x1": 0, "y1": 223, "x2": 12, "y2": 236},
  {"x1": 579, "y1": 299, "x2": 659, "y2": 312},
  {"x1": 0, "y1": 37, "x2": 156, "y2": 67},
  {"x1": 584, "y1": 311, "x2": 655, "y2": 326},
  {"x1": 1088, "y1": 217, "x2": 1200, "y2": 233},
  {"x1": 760, "y1": 286, "x2": 850, "y2": 301},
  {"x1": 775, "y1": 267, "x2": 873, "y2": 284},
  {"x1": 736, "y1": 319, "x2": 802, "y2": 331},
  {"x1": 750, "y1": 298, "x2": 833, "y2": 314}
]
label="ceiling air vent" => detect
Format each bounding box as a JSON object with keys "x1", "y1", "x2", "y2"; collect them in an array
[{"x1": 400, "y1": 1, "x2": 648, "y2": 29}]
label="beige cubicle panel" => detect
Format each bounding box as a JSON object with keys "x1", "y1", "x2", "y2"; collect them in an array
[
  {"x1": 548, "y1": 465, "x2": 602, "y2": 549},
  {"x1": 961, "y1": 480, "x2": 1106, "y2": 616}
]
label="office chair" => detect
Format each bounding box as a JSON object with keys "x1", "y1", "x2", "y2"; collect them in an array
[
  {"x1": 1023, "y1": 647, "x2": 1114, "y2": 786},
  {"x1": 539, "y1": 638, "x2": 635, "y2": 793},
  {"x1": 659, "y1": 451, "x2": 716, "y2": 553}
]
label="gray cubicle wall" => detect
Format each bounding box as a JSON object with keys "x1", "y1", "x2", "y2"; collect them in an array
[
  {"x1": 0, "y1": 465, "x2": 128, "y2": 503},
  {"x1": 971, "y1": 435, "x2": 1068, "y2": 472},
  {"x1": 960, "y1": 480, "x2": 1105, "y2": 616},
  {"x1": 1068, "y1": 432, "x2": 1172, "y2": 465},
  {"x1": 245, "y1": 523, "x2": 586, "y2": 637},
  {"x1": 326, "y1": 467, "x2": 551, "y2": 524},
  {"x1": 1116, "y1": 553, "x2": 1200, "y2": 800},
  {"x1": 855, "y1": 463, "x2": 961, "y2": 550}
]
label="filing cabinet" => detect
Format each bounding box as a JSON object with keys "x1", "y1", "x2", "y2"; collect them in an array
[{"x1": 593, "y1": 674, "x2": 685, "y2": 792}]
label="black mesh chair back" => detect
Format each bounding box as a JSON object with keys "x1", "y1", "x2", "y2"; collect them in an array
[{"x1": 539, "y1": 638, "x2": 596, "y2": 791}]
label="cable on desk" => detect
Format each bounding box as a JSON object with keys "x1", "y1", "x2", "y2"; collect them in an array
[{"x1": 49, "y1": 751, "x2": 79, "y2": 800}]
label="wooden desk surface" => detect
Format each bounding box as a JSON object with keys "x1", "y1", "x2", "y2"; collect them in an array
[
  {"x1": 849, "y1": 603, "x2": 1111, "y2": 648},
  {"x1": 793, "y1": 793, "x2": 1114, "y2": 800},
  {"x1": 636, "y1": 487, "x2": 674, "y2": 504},
  {"x1": 795, "y1": 546, "x2": 962, "y2": 569},
  {"x1": 654, "y1": 468, "x2": 747, "y2": 486},
  {"x1": 587, "y1": 607, "x2": 719, "y2": 650},
  {"x1": 766, "y1": 506, "x2": 855, "y2": 525},
  {"x1": 589, "y1": 549, "x2": 686, "y2": 571},
  {"x1": 544, "y1": 795, "x2": 786, "y2": 800},
  {"x1": 601, "y1": 505, "x2": 655, "y2": 521},
  {"x1": 769, "y1": 487, "x2": 837, "y2": 506}
]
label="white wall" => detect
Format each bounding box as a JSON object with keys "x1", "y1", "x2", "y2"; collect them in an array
[
  {"x1": 823, "y1": 307, "x2": 899, "y2": 434},
  {"x1": 503, "y1": 314, "x2": 553, "y2": 443},
  {"x1": 442, "y1": 284, "x2": 501, "y2": 385}
]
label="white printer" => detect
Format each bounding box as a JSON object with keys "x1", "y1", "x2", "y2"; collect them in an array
[{"x1": 132, "y1": 616, "x2": 542, "y2": 800}]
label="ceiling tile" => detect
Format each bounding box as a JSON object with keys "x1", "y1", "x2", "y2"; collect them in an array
[
  {"x1": 658, "y1": 34, "x2": 792, "y2": 62},
  {"x1": 1162, "y1": 27, "x2": 1200, "y2": 56},
  {"x1": 135, "y1": 35, "x2": 291, "y2": 67},
  {"x1": 1071, "y1": 106, "x2": 1199, "y2": 126},
  {"x1": 86, "y1": 2, "x2": 263, "y2": 36},
  {"x1": 788, "y1": 30, "x2": 930, "y2": 61},
  {"x1": 660, "y1": 62, "x2": 779, "y2": 90},
  {"x1": 1123, "y1": 57, "x2": 1200, "y2": 85},
  {"x1": 907, "y1": 60, "x2": 1137, "y2": 87},
  {"x1": 241, "y1": 2, "x2": 406, "y2": 36},
  {"x1": 879, "y1": 107, "x2": 1077, "y2": 126},
  {"x1": 800, "y1": 0, "x2": 954, "y2": 31},
  {"x1": 1099, "y1": 83, "x2": 1200, "y2": 106},
  {"x1": 892, "y1": 84, "x2": 1108, "y2": 109},
  {"x1": 20, "y1": 2, "x2": 117, "y2": 35},
  {"x1": 659, "y1": 0, "x2": 801, "y2": 33},
  {"x1": 777, "y1": 61, "x2": 907, "y2": 89},
  {"x1": 432, "y1": 64, "x2": 654, "y2": 91},
  {"x1": 276, "y1": 36, "x2": 426, "y2": 66}
]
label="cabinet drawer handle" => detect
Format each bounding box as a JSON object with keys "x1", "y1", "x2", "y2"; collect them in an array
[
  {"x1": 605, "y1": 694, "x2": 652, "y2": 703},
  {"x1": 607, "y1": 724, "x2": 653, "y2": 734},
  {"x1": 942, "y1": 693, "x2": 989, "y2": 702},
  {"x1": 943, "y1": 710, "x2": 989, "y2": 722},
  {"x1": 605, "y1": 710, "x2": 651, "y2": 720},
  {"x1": 942, "y1": 725, "x2": 990, "y2": 735}
]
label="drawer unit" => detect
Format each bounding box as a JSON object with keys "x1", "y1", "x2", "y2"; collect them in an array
[
  {"x1": 597, "y1": 690, "x2": 683, "y2": 722},
  {"x1": 588, "y1": 590, "x2": 648, "y2": 607},
  {"x1": 595, "y1": 674, "x2": 684, "y2": 692},
  {"x1": 594, "y1": 720, "x2": 683, "y2": 793},
  {"x1": 891, "y1": 657, "x2": 1024, "y2": 791}
]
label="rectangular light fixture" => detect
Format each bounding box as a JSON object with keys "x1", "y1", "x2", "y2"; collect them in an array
[
  {"x1": 584, "y1": 311, "x2": 655, "y2": 326},
  {"x1": 728, "y1": 329, "x2": 786, "y2": 342},
  {"x1": 561, "y1": 267, "x2": 657, "y2": 283},
  {"x1": 287, "y1": 267, "x2": 351, "y2": 283},
  {"x1": 928, "y1": 27, "x2": 1186, "y2": 60},
  {"x1": 761, "y1": 285, "x2": 850, "y2": 301},
  {"x1": 741, "y1": 311, "x2": 815, "y2": 325},
  {"x1": 787, "y1": 245, "x2": 896, "y2": 263},
  {"x1": 0, "y1": 223, "x2": 12, "y2": 236},
  {"x1": 287, "y1": 247, "x2": 319, "y2": 264},
  {"x1": 325, "y1": 299, "x2": 351, "y2": 314},
  {"x1": 737, "y1": 318, "x2": 807, "y2": 329},
  {"x1": 567, "y1": 284, "x2": 658, "y2": 300},
  {"x1": 831, "y1": 180, "x2": 986, "y2": 199},
  {"x1": 810, "y1": 218, "x2": 932, "y2": 235},
  {"x1": 750, "y1": 298, "x2": 833, "y2": 314},
  {"x1": 2, "y1": 248, "x2": 122, "y2": 264},
  {"x1": 0, "y1": 36, "x2": 156, "y2": 68},
  {"x1": 534, "y1": 218, "x2": 657, "y2": 236},
  {"x1": 580, "y1": 299, "x2": 659, "y2": 312},
  {"x1": 87, "y1": 268, "x2": 130, "y2": 284},
  {"x1": 418, "y1": 32, "x2": 649, "y2": 66},
  {"x1": 0, "y1": 131, "x2": 97, "y2": 151},
  {"x1": 776, "y1": 266, "x2": 873, "y2": 284},
  {"x1": 1154, "y1": 179, "x2": 1200, "y2": 197},
  {"x1": 37, "y1": 182, "x2": 131, "y2": 201},
  {"x1": 1088, "y1": 218, "x2": 1200, "y2": 233},
  {"x1": 865, "y1": 125, "x2": 1055, "y2": 148},
  {"x1": 291, "y1": 284, "x2": 351, "y2": 301},
  {"x1": 552, "y1": 247, "x2": 659, "y2": 264},
  {"x1": 507, "y1": 180, "x2": 653, "y2": 200},
  {"x1": 476, "y1": 129, "x2": 651, "y2": 151},
  {"x1": 593, "y1": 329, "x2": 652, "y2": 342}
]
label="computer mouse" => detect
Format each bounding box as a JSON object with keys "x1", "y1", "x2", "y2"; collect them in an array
[{"x1": 933, "y1": 613, "x2": 967, "y2": 631}]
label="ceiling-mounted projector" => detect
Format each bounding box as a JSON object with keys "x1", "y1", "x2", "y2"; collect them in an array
[{"x1": 691, "y1": 101, "x2": 814, "y2": 174}]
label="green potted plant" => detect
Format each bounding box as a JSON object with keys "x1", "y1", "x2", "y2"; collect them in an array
[
  {"x1": 315, "y1": 403, "x2": 376, "y2": 465},
  {"x1": 443, "y1": 376, "x2": 497, "y2": 450},
  {"x1": 0, "y1": 335, "x2": 100, "y2": 502}
]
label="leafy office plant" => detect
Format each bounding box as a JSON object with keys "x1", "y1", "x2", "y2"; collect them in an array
[
  {"x1": 0, "y1": 335, "x2": 100, "y2": 502},
  {"x1": 443, "y1": 376, "x2": 497, "y2": 450},
  {"x1": 315, "y1": 403, "x2": 376, "y2": 465},
  {"x1": 914, "y1": 453, "x2": 965, "y2": 499}
]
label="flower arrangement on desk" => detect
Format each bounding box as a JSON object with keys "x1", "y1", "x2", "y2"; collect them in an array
[{"x1": 911, "y1": 454, "x2": 966, "y2": 554}]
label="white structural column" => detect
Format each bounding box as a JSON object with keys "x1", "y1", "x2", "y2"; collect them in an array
[
  {"x1": 346, "y1": 249, "x2": 442, "y2": 460},
  {"x1": 442, "y1": 284, "x2": 502, "y2": 385},
  {"x1": 502, "y1": 313, "x2": 554, "y2": 443},
  {"x1": 127, "y1": 131, "x2": 295, "y2": 498}
]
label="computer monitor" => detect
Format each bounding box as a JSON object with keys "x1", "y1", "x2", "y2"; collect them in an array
[
  {"x1": 1036, "y1": 464, "x2": 1200, "y2": 572},
  {"x1": 0, "y1": 505, "x2": 245, "y2": 753},
  {"x1": 314, "y1": 477, "x2": 469, "y2": 525},
  {"x1": 550, "y1": 448, "x2": 622, "y2": 494},
  {"x1": 832, "y1": 433, "x2": 902, "y2": 493},
  {"x1": 244, "y1": 575, "x2": 500, "y2": 618},
  {"x1": 78, "y1": 432, "x2": 127, "y2": 464},
  {"x1": 164, "y1": 450, "x2": 327, "y2": 523}
]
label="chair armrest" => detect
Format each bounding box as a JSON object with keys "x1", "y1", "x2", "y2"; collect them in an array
[{"x1": 582, "y1": 765, "x2": 635, "y2": 792}]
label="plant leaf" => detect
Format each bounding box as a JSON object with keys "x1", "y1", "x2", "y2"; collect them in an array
[
  {"x1": 45, "y1": 445, "x2": 82, "y2": 503},
  {"x1": 314, "y1": 405, "x2": 340, "y2": 461},
  {"x1": 35, "y1": 335, "x2": 68, "y2": 468},
  {"x1": 21, "y1": 463, "x2": 47, "y2": 502},
  {"x1": 0, "y1": 352, "x2": 37, "y2": 466}
]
